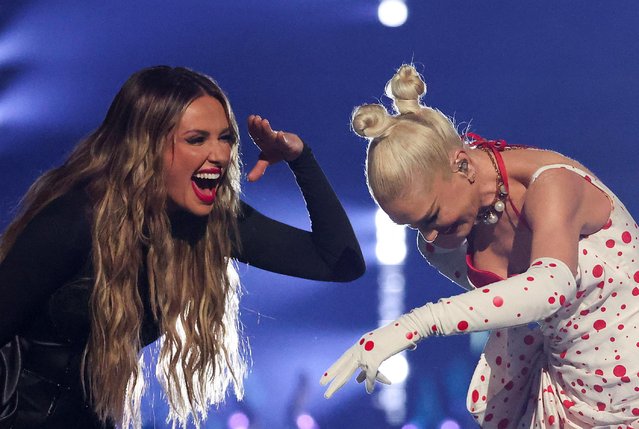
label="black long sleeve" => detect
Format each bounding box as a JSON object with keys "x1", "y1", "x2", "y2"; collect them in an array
[
  {"x1": 0, "y1": 144, "x2": 364, "y2": 349},
  {"x1": 0, "y1": 190, "x2": 92, "y2": 425},
  {"x1": 0, "y1": 190, "x2": 92, "y2": 348},
  {"x1": 233, "y1": 144, "x2": 365, "y2": 282},
  {"x1": 0, "y1": 144, "x2": 364, "y2": 425}
]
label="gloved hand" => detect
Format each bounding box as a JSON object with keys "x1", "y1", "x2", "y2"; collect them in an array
[
  {"x1": 320, "y1": 257, "x2": 577, "y2": 399},
  {"x1": 320, "y1": 313, "x2": 424, "y2": 398}
]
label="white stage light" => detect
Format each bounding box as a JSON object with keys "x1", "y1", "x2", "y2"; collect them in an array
[
  {"x1": 375, "y1": 209, "x2": 407, "y2": 265},
  {"x1": 378, "y1": 352, "x2": 409, "y2": 383},
  {"x1": 378, "y1": 0, "x2": 408, "y2": 28},
  {"x1": 376, "y1": 208, "x2": 408, "y2": 423}
]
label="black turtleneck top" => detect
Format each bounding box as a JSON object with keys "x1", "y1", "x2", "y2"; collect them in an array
[{"x1": 0, "y1": 144, "x2": 364, "y2": 428}]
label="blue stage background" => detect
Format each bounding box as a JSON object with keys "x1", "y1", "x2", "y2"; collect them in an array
[{"x1": 1, "y1": 1, "x2": 638, "y2": 428}]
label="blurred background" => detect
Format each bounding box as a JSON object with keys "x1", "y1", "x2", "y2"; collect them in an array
[{"x1": 1, "y1": 1, "x2": 639, "y2": 428}]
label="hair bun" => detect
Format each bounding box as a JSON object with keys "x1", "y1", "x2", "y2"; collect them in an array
[
  {"x1": 351, "y1": 104, "x2": 393, "y2": 139},
  {"x1": 385, "y1": 64, "x2": 426, "y2": 114}
]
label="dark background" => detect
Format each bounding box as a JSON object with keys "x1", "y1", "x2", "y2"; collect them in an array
[{"x1": 1, "y1": 1, "x2": 638, "y2": 428}]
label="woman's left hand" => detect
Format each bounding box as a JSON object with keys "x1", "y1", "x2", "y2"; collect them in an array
[
  {"x1": 246, "y1": 115, "x2": 304, "y2": 182},
  {"x1": 320, "y1": 313, "x2": 424, "y2": 399}
]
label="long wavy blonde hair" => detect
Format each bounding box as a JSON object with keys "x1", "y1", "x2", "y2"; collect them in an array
[{"x1": 0, "y1": 66, "x2": 246, "y2": 427}]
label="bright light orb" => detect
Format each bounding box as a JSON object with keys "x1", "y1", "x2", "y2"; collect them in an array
[
  {"x1": 228, "y1": 412, "x2": 250, "y2": 429},
  {"x1": 377, "y1": 0, "x2": 408, "y2": 28},
  {"x1": 296, "y1": 413, "x2": 318, "y2": 429},
  {"x1": 378, "y1": 352, "x2": 409, "y2": 383},
  {"x1": 439, "y1": 419, "x2": 461, "y2": 429}
]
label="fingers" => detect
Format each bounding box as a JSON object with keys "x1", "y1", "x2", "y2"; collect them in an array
[
  {"x1": 248, "y1": 115, "x2": 276, "y2": 144},
  {"x1": 376, "y1": 371, "x2": 392, "y2": 385},
  {"x1": 320, "y1": 349, "x2": 353, "y2": 387},
  {"x1": 320, "y1": 348, "x2": 359, "y2": 399},
  {"x1": 246, "y1": 159, "x2": 269, "y2": 182},
  {"x1": 356, "y1": 369, "x2": 391, "y2": 386},
  {"x1": 322, "y1": 360, "x2": 358, "y2": 399},
  {"x1": 366, "y1": 371, "x2": 389, "y2": 393},
  {"x1": 366, "y1": 371, "x2": 377, "y2": 394}
]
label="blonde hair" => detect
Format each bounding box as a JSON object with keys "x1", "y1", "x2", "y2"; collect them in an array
[
  {"x1": 351, "y1": 64, "x2": 463, "y2": 204},
  {"x1": 0, "y1": 66, "x2": 246, "y2": 428}
]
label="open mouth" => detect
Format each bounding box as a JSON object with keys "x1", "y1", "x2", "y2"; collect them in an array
[{"x1": 191, "y1": 169, "x2": 222, "y2": 204}]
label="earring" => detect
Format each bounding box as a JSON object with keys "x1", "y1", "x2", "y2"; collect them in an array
[{"x1": 457, "y1": 159, "x2": 474, "y2": 183}]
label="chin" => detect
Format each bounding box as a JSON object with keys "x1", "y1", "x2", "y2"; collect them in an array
[
  {"x1": 446, "y1": 224, "x2": 471, "y2": 243},
  {"x1": 190, "y1": 205, "x2": 214, "y2": 217},
  {"x1": 170, "y1": 200, "x2": 214, "y2": 218}
]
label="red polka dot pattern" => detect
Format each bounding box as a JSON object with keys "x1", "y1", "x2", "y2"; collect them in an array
[{"x1": 449, "y1": 166, "x2": 639, "y2": 428}]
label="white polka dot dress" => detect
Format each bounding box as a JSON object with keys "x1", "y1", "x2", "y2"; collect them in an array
[{"x1": 422, "y1": 164, "x2": 639, "y2": 428}]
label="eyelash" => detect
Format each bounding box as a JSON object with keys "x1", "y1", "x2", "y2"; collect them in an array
[
  {"x1": 186, "y1": 136, "x2": 206, "y2": 145},
  {"x1": 411, "y1": 213, "x2": 437, "y2": 230},
  {"x1": 186, "y1": 134, "x2": 235, "y2": 145}
]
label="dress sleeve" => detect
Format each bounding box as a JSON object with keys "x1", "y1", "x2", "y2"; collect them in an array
[
  {"x1": 233, "y1": 144, "x2": 365, "y2": 282},
  {"x1": 416, "y1": 233, "x2": 474, "y2": 291},
  {"x1": 0, "y1": 190, "x2": 92, "y2": 347}
]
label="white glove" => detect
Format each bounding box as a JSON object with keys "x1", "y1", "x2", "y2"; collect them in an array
[
  {"x1": 320, "y1": 257, "x2": 576, "y2": 399},
  {"x1": 319, "y1": 312, "x2": 423, "y2": 398}
]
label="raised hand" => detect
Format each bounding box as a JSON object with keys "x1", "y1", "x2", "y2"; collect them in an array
[
  {"x1": 246, "y1": 115, "x2": 304, "y2": 182},
  {"x1": 320, "y1": 314, "x2": 424, "y2": 399}
]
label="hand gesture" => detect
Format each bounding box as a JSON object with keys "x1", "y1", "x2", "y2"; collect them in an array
[
  {"x1": 320, "y1": 315, "x2": 423, "y2": 399},
  {"x1": 246, "y1": 115, "x2": 304, "y2": 182}
]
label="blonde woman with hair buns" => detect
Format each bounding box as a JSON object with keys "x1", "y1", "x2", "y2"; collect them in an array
[{"x1": 322, "y1": 64, "x2": 639, "y2": 428}]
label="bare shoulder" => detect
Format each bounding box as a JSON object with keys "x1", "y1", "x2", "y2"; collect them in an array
[
  {"x1": 504, "y1": 148, "x2": 583, "y2": 183},
  {"x1": 526, "y1": 168, "x2": 585, "y2": 217},
  {"x1": 524, "y1": 167, "x2": 610, "y2": 235}
]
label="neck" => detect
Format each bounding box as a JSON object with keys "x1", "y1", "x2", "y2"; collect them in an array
[
  {"x1": 470, "y1": 149, "x2": 502, "y2": 208},
  {"x1": 169, "y1": 210, "x2": 208, "y2": 244}
]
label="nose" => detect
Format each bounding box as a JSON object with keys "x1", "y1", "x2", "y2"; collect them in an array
[{"x1": 206, "y1": 140, "x2": 230, "y2": 166}]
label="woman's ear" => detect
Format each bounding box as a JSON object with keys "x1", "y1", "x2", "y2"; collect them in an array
[{"x1": 451, "y1": 150, "x2": 475, "y2": 183}]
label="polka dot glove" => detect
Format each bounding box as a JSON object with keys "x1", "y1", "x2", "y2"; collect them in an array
[
  {"x1": 321, "y1": 257, "x2": 576, "y2": 398},
  {"x1": 411, "y1": 257, "x2": 577, "y2": 337},
  {"x1": 320, "y1": 312, "x2": 423, "y2": 398}
]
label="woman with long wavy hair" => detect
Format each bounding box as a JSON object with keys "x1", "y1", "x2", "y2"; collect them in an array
[{"x1": 0, "y1": 66, "x2": 364, "y2": 428}]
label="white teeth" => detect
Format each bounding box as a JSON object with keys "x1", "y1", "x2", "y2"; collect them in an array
[{"x1": 194, "y1": 172, "x2": 220, "y2": 180}]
